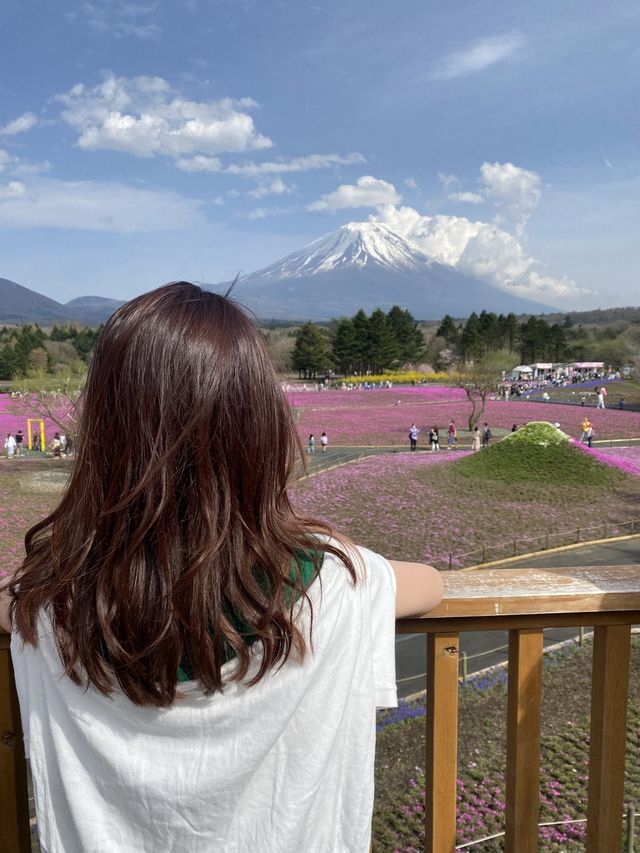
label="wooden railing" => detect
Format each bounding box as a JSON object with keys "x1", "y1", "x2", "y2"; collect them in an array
[{"x1": 2, "y1": 564, "x2": 639, "y2": 852}]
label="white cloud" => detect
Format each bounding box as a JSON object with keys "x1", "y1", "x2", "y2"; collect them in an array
[
  {"x1": 0, "y1": 149, "x2": 12, "y2": 172},
  {"x1": 57, "y1": 74, "x2": 272, "y2": 160},
  {"x1": 225, "y1": 152, "x2": 365, "y2": 177},
  {"x1": 372, "y1": 204, "x2": 579, "y2": 303},
  {"x1": 0, "y1": 112, "x2": 38, "y2": 136},
  {"x1": 248, "y1": 178, "x2": 292, "y2": 199},
  {"x1": 0, "y1": 177, "x2": 206, "y2": 232},
  {"x1": 248, "y1": 207, "x2": 268, "y2": 220},
  {"x1": 176, "y1": 155, "x2": 222, "y2": 172},
  {"x1": 431, "y1": 33, "x2": 524, "y2": 81},
  {"x1": 480, "y1": 160, "x2": 541, "y2": 232},
  {"x1": 404, "y1": 177, "x2": 417, "y2": 189},
  {"x1": 448, "y1": 191, "x2": 484, "y2": 204},
  {"x1": 308, "y1": 175, "x2": 401, "y2": 212},
  {"x1": 74, "y1": 1, "x2": 161, "y2": 40}
]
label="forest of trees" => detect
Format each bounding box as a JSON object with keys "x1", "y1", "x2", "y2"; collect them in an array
[
  {"x1": 291, "y1": 306, "x2": 426, "y2": 377},
  {"x1": 0, "y1": 324, "x2": 101, "y2": 380},
  {"x1": 433, "y1": 310, "x2": 638, "y2": 369}
]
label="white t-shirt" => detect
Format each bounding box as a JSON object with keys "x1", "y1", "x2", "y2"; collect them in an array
[{"x1": 11, "y1": 545, "x2": 397, "y2": 853}]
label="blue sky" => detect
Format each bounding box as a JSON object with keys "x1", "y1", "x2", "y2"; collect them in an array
[{"x1": 0, "y1": 0, "x2": 638, "y2": 308}]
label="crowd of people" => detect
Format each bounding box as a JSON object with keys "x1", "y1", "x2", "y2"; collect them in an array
[
  {"x1": 408, "y1": 420, "x2": 493, "y2": 453},
  {"x1": 3, "y1": 428, "x2": 72, "y2": 459}
]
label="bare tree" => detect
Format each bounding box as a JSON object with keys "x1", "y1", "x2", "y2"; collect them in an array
[
  {"x1": 453, "y1": 350, "x2": 513, "y2": 431},
  {"x1": 8, "y1": 366, "x2": 86, "y2": 440}
]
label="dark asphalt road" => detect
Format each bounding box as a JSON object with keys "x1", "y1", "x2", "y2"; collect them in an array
[{"x1": 395, "y1": 537, "x2": 640, "y2": 699}]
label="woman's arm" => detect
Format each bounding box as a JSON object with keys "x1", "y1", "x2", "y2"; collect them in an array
[{"x1": 389, "y1": 561, "x2": 444, "y2": 618}]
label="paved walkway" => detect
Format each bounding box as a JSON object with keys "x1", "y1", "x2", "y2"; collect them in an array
[{"x1": 395, "y1": 536, "x2": 640, "y2": 699}]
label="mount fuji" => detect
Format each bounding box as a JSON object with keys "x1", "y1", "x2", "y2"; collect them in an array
[{"x1": 223, "y1": 222, "x2": 554, "y2": 320}]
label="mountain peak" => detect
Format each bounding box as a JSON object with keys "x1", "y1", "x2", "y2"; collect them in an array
[{"x1": 248, "y1": 220, "x2": 433, "y2": 281}]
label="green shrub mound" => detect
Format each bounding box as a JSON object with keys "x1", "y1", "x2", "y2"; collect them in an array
[
  {"x1": 501, "y1": 420, "x2": 570, "y2": 447},
  {"x1": 455, "y1": 422, "x2": 621, "y2": 485}
]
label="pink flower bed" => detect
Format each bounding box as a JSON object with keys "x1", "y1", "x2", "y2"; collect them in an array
[
  {"x1": 0, "y1": 393, "x2": 69, "y2": 443},
  {"x1": 576, "y1": 445, "x2": 640, "y2": 477},
  {"x1": 289, "y1": 388, "x2": 640, "y2": 444}
]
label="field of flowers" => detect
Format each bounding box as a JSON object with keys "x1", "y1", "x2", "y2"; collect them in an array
[
  {"x1": 0, "y1": 393, "x2": 66, "y2": 443},
  {"x1": 580, "y1": 444, "x2": 640, "y2": 477},
  {"x1": 372, "y1": 637, "x2": 640, "y2": 851},
  {"x1": 290, "y1": 450, "x2": 640, "y2": 566},
  {"x1": 289, "y1": 387, "x2": 640, "y2": 444},
  {"x1": 0, "y1": 459, "x2": 60, "y2": 581}
]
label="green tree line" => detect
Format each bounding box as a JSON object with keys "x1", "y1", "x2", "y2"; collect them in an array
[
  {"x1": 0, "y1": 324, "x2": 102, "y2": 380},
  {"x1": 291, "y1": 306, "x2": 426, "y2": 377}
]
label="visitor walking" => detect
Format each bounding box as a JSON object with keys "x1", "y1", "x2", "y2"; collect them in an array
[
  {"x1": 320, "y1": 432, "x2": 328, "y2": 452},
  {"x1": 409, "y1": 423, "x2": 419, "y2": 451},
  {"x1": 596, "y1": 387, "x2": 605, "y2": 409},
  {"x1": 32, "y1": 431, "x2": 40, "y2": 452},
  {"x1": 308, "y1": 434, "x2": 316, "y2": 454},
  {"x1": 579, "y1": 417, "x2": 592, "y2": 444},
  {"x1": 1, "y1": 282, "x2": 443, "y2": 853},
  {"x1": 447, "y1": 420, "x2": 457, "y2": 448},
  {"x1": 471, "y1": 426, "x2": 481, "y2": 452},
  {"x1": 429, "y1": 426, "x2": 440, "y2": 452},
  {"x1": 482, "y1": 423, "x2": 492, "y2": 448},
  {"x1": 15, "y1": 430, "x2": 24, "y2": 456},
  {"x1": 4, "y1": 433, "x2": 16, "y2": 458}
]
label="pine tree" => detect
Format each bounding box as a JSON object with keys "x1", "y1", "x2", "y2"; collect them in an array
[
  {"x1": 331, "y1": 318, "x2": 358, "y2": 374},
  {"x1": 368, "y1": 309, "x2": 398, "y2": 371},
  {"x1": 387, "y1": 306, "x2": 425, "y2": 364},
  {"x1": 291, "y1": 323, "x2": 332, "y2": 377}
]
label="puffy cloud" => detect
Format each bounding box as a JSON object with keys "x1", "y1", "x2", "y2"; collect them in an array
[
  {"x1": 57, "y1": 74, "x2": 272, "y2": 159},
  {"x1": 225, "y1": 152, "x2": 365, "y2": 177},
  {"x1": 371, "y1": 204, "x2": 579, "y2": 303},
  {"x1": 0, "y1": 177, "x2": 205, "y2": 232},
  {"x1": 431, "y1": 33, "x2": 524, "y2": 81},
  {"x1": 308, "y1": 175, "x2": 401, "y2": 212},
  {"x1": 0, "y1": 112, "x2": 38, "y2": 136},
  {"x1": 448, "y1": 191, "x2": 484, "y2": 204},
  {"x1": 480, "y1": 161, "x2": 541, "y2": 232},
  {"x1": 404, "y1": 177, "x2": 417, "y2": 189}
]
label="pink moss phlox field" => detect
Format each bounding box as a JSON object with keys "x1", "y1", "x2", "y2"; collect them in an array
[
  {"x1": 0, "y1": 393, "x2": 69, "y2": 439},
  {"x1": 288, "y1": 387, "x2": 640, "y2": 445},
  {"x1": 574, "y1": 444, "x2": 640, "y2": 477},
  {"x1": 290, "y1": 448, "x2": 640, "y2": 566}
]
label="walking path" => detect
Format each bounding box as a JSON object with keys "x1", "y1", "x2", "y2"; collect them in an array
[{"x1": 395, "y1": 536, "x2": 640, "y2": 698}]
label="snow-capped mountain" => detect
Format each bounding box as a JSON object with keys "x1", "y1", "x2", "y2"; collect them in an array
[
  {"x1": 224, "y1": 222, "x2": 553, "y2": 320},
  {"x1": 250, "y1": 222, "x2": 438, "y2": 279}
]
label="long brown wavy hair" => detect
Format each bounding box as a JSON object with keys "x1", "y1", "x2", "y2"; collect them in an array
[{"x1": 9, "y1": 282, "x2": 355, "y2": 707}]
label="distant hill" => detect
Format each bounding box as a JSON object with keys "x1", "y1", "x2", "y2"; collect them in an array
[
  {"x1": 64, "y1": 296, "x2": 125, "y2": 325},
  {"x1": 0, "y1": 278, "x2": 72, "y2": 324}
]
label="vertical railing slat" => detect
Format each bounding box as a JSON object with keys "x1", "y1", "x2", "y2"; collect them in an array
[
  {"x1": 505, "y1": 628, "x2": 543, "y2": 853},
  {"x1": 0, "y1": 634, "x2": 31, "y2": 853},
  {"x1": 586, "y1": 624, "x2": 631, "y2": 853},
  {"x1": 425, "y1": 632, "x2": 459, "y2": 853}
]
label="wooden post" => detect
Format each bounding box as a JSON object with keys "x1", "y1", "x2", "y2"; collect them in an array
[
  {"x1": 0, "y1": 634, "x2": 31, "y2": 853},
  {"x1": 505, "y1": 629, "x2": 543, "y2": 853},
  {"x1": 627, "y1": 803, "x2": 636, "y2": 853},
  {"x1": 586, "y1": 624, "x2": 632, "y2": 852},
  {"x1": 425, "y1": 632, "x2": 459, "y2": 853}
]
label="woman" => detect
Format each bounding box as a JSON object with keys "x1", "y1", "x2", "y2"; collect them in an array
[
  {"x1": 471, "y1": 425, "x2": 481, "y2": 452},
  {"x1": 1, "y1": 283, "x2": 442, "y2": 853}
]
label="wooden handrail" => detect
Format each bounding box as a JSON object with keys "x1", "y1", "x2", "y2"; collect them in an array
[{"x1": 2, "y1": 564, "x2": 639, "y2": 853}]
